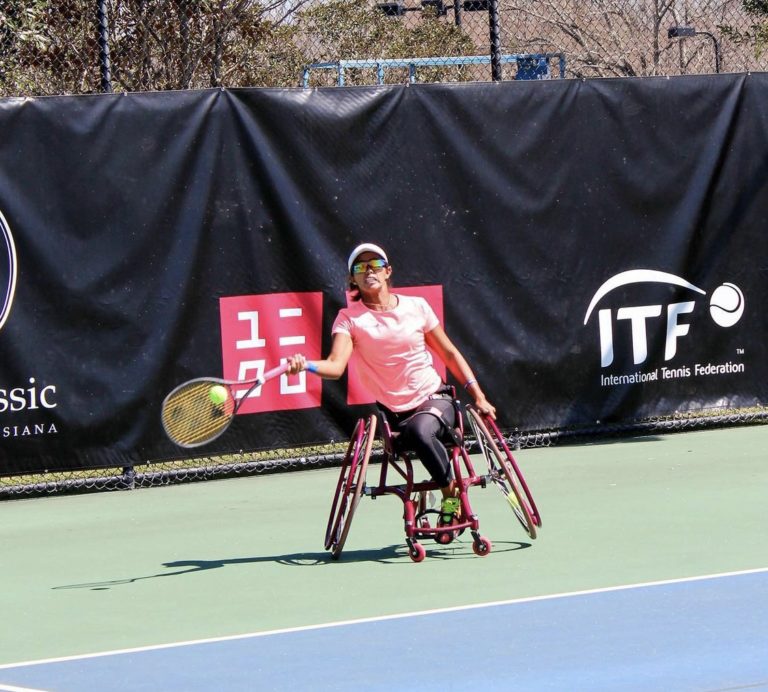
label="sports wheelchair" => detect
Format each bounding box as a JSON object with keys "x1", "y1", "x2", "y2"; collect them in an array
[{"x1": 324, "y1": 393, "x2": 541, "y2": 563}]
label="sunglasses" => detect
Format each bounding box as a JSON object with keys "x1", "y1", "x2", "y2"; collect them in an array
[{"x1": 352, "y1": 259, "x2": 389, "y2": 274}]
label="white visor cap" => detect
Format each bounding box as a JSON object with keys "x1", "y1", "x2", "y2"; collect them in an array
[{"x1": 347, "y1": 243, "x2": 389, "y2": 274}]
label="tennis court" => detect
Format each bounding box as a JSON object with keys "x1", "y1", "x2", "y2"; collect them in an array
[{"x1": 1, "y1": 423, "x2": 767, "y2": 690}]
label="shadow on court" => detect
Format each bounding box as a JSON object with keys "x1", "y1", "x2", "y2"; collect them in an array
[
  {"x1": 52, "y1": 540, "x2": 532, "y2": 590},
  {"x1": 5, "y1": 425, "x2": 767, "y2": 669},
  {"x1": 555, "y1": 434, "x2": 666, "y2": 447}
]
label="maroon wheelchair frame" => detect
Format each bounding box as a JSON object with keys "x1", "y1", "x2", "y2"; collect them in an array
[{"x1": 324, "y1": 399, "x2": 540, "y2": 563}]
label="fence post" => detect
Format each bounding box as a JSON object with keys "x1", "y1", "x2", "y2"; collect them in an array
[
  {"x1": 97, "y1": 0, "x2": 113, "y2": 93},
  {"x1": 488, "y1": 0, "x2": 502, "y2": 81}
]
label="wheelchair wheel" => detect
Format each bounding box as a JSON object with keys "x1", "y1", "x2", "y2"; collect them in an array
[
  {"x1": 472, "y1": 535, "x2": 493, "y2": 556},
  {"x1": 325, "y1": 414, "x2": 377, "y2": 559},
  {"x1": 467, "y1": 407, "x2": 539, "y2": 539},
  {"x1": 408, "y1": 541, "x2": 427, "y2": 563}
]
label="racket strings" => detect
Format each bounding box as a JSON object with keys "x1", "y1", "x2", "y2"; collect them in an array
[{"x1": 162, "y1": 381, "x2": 233, "y2": 447}]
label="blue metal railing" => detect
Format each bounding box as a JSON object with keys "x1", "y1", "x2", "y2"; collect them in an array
[{"x1": 302, "y1": 53, "x2": 566, "y2": 87}]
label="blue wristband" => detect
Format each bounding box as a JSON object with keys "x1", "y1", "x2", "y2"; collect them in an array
[{"x1": 306, "y1": 362, "x2": 319, "y2": 374}]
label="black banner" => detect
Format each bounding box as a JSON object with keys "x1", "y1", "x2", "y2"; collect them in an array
[{"x1": 0, "y1": 75, "x2": 766, "y2": 475}]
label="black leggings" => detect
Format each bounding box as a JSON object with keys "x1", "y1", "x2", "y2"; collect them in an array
[{"x1": 380, "y1": 397, "x2": 456, "y2": 487}]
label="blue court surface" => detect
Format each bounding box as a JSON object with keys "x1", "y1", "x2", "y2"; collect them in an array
[{"x1": 1, "y1": 568, "x2": 766, "y2": 691}]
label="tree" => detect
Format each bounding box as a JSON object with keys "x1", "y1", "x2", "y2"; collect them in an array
[
  {"x1": 0, "y1": 0, "x2": 100, "y2": 95},
  {"x1": 106, "y1": 0, "x2": 312, "y2": 90},
  {"x1": 720, "y1": 0, "x2": 768, "y2": 58},
  {"x1": 0, "y1": 0, "x2": 315, "y2": 95},
  {"x1": 2, "y1": 0, "x2": 764, "y2": 96},
  {"x1": 501, "y1": 0, "x2": 739, "y2": 77}
]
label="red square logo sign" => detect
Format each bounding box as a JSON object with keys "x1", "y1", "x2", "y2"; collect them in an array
[
  {"x1": 220, "y1": 292, "x2": 323, "y2": 413},
  {"x1": 347, "y1": 285, "x2": 446, "y2": 405}
]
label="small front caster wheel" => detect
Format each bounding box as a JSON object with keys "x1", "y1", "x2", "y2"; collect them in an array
[
  {"x1": 408, "y1": 542, "x2": 427, "y2": 563},
  {"x1": 472, "y1": 537, "x2": 492, "y2": 556}
]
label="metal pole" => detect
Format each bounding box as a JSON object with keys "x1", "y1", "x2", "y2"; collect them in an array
[
  {"x1": 97, "y1": 0, "x2": 113, "y2": 93},
  {"x1": 488, "y1": 0, "x2": 502, "y2": 81},
  {"x1": 699, "y1": 31, "x2": 721, "y2": 73},
  {"x1": 453, "y1": 1, "x2": 462, "y2": 27}
]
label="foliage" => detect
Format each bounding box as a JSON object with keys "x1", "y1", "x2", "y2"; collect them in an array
[
  {"x1": 103, "y1": 0, "x2": 311, "y2": 90},
  {"x1": 0, "y1": 0, "x2": 481, "y2": 94},
  {"x1": 503, "y1": 0, "x2": 735, "y2": 78},
  {"x1": 298, "y1": 0, "x2": 476, "y2": 85},
  {"x1": 0, "y1": 0, "x2": 99, "y2": 94},
  {"x1": 720, "y1": 0, "x2": 768, "y2": 58},
  {"x1": 300, "y1": 0, "x2": 473, "y2": 60},
  {"x1": 743, "y1": 0, "x2": 768, "y2": 14},
  {"x1": 1, "y1": 0, "x2": 768, "y2": 95}
]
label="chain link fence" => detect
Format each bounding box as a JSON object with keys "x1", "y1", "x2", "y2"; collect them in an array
[
  {"x1": 1, "y1": 0, "x2": 767, "y2": 97},
  {"x1": 2, "y1": 406, "x2": 766, "y2": 498}
]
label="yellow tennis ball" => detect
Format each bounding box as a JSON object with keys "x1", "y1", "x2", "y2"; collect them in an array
[{"x1": 209, "y1": 384, "x2": 228, "y2": 406}]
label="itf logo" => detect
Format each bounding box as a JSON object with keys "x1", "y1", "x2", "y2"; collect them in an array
[
  {"x1": 0, "y1": 210, "x2": 17, "y2": 333},
  {"x1": 584, "y1": 269, "x2": 745, "y2": 368}
]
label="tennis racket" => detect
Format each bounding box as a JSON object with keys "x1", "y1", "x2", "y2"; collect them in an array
[{"x1": 161, "y1": 362, "x2": 296, "y2": 448}]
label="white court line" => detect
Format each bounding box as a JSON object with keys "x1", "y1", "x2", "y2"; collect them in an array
[
  {"x1": 0, "y1": 685, "x2": 50, "y2": 692},
  {"x1": 1, "y1": 566, "x2": 766, "y2": 672}
]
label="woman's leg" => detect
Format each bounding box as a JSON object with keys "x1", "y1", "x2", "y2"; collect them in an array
[{"x1": 400, "y1": 402, "x2": 456, "y2": 492}]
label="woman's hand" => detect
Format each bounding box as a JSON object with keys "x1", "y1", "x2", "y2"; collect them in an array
[
  {"x1": 474, "y1": 394, "x2": 496, "y2": 420},
  {"x1": 286, "y1": 353, "x2": 307, "y2": 375}
]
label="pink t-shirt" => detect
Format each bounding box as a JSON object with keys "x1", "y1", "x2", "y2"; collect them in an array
[{"x1": 332, "y1": 294, "x2": 442, "y2": 412}]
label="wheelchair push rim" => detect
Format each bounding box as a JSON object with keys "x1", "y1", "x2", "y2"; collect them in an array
[
  {"x1": 324, "y1": 414, "x2": 376, "y2": 558},
  {"x1": 466, "y1": 407, "x2": 540, "y2": 539}
]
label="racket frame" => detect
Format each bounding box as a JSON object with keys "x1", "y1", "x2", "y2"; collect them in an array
[{"x1": 161, "y1": 362, "x2": 291, "y2": 448}]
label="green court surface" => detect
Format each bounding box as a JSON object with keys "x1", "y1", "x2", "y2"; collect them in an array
[{"x1": 1, "y1": 424, "x2": 767, "y2": 666}]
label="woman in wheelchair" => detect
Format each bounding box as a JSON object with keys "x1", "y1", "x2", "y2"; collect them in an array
[{"x1": 286, "y1": 242, "x2": 496, "y2": 526}]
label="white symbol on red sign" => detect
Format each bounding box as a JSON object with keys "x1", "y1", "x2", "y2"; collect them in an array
[
  {"x1": 346, "y1": 285, "x2": 446, "y2": 405},
  {"x1": 219, "y1": 292, "x2": 323, "y2": 414}
]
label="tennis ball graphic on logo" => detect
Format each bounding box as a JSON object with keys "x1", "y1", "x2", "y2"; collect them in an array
[{"x1": 709, "y1": 283, "x2": 744, "y2": 328}]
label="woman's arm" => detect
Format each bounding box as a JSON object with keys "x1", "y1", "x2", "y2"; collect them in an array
[
  {"x1": 425, "y1": 325, "x2": 496, "y2": 419},
  {"x1": 286, "y1": 332, "x2": 353, "y2": 380}
]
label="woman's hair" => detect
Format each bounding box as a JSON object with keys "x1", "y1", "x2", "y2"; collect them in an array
[{"x1": 348, "y1": 277, "x2": 363, "y2": 301}]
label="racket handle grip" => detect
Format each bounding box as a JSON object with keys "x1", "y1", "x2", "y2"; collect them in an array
[
  {"x1": 261, "y1": 362, "x2": 291, "y2": 383},
  {"x1": 263, "y1": 361, "x2": 318, "y2": 383}
]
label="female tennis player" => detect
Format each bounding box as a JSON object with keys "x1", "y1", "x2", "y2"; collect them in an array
[{"x1": 287, "y1": 242, "x2": 495, "y2": 525}]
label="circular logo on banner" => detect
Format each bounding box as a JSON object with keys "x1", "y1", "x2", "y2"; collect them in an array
[
  {"x1": 0, "y1": 210, "x2": 18, "y2": 333},
  {"x1": 709, "y1": 282, "x2": 745, "y2": 328}
]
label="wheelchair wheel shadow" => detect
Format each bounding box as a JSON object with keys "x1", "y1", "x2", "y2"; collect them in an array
[
  {"x1": 338, "y1": 539, "x2": 532, "y2": 563},
  {"x1": 51, "y1": 541, "x2": 532, "y2": 590}
]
